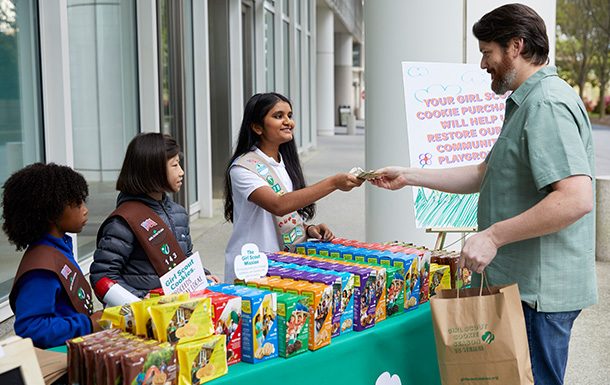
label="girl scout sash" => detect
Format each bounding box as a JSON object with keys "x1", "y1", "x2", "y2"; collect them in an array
[
  {"x1": 99, "y1": 200, "x2": 187, "y2": 276},
  {"x1": 234, "y1": 151, "x2": 307, "y2": 251},
  {"x1": 9, "y1": 245, "x2": 94, "y2": 316}
]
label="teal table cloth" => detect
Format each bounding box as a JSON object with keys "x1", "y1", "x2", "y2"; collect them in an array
[{"x1": 212, "y1": 302, "x2": 441, "y2": 385}]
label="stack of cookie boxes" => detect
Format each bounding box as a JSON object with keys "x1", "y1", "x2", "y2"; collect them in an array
[
  {"x1": 266, "y1": 253, "x2": 378, "y2": 332},
  {"x1": 363, "y1": 240, "x2": 433, "y2": 304},
  {"x1": 206, "y1": 284, "x2": 279, "y2": 364},
  {"x1": 242, "y1": 275, "x2": 333, "y2": 352},
  {"x1": 278, "y1": 251, "x2": 402, "y2": 320},
  {"x1": 268, "y1": 266, "x2": 343, "y2": 337},
  {"x1": 429, "y1": 249, "x2": 472, "y2": 290},
  {"x1": 189, "y1": 289, "x2": 243, "y2": 365},
  {"x1": 69, "y1": 290, "x2": 240, "y2": 385},
  {"x1": 296, "y1": 239, "x2": 430, "y2": 310},
  {"x1": 265, "y1": 260, "x2": 355, "y2": 336}
]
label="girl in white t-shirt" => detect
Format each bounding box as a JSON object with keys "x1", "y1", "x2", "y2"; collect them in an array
[{"x1": 223, "y1": 92, "x2": 363, "y2": 283}]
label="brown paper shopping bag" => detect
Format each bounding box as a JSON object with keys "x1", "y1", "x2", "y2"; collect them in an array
[{"x1": 430, "y1": 275, "x2": 533, "y2": 385}]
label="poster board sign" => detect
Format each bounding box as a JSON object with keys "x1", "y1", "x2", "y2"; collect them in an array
[
  {"x1": 401, "y1": 61, "x2": 507, "y2": 228},
  {"x1": 160, "y1": 251, "x2": 208, "y2": 294}
]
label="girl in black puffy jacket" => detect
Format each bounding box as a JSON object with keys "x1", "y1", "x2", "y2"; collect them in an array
[{"x1": 90, "y1": 133, "x2": 219, "y2": 299}]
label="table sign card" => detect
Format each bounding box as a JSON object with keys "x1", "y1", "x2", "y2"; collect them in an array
[
  {"x1": 160, "y1": 251, "x2": 208, "y2": 294},
  {"x1": 234, "y1": 243, "x2": 269, "y2": 281}
]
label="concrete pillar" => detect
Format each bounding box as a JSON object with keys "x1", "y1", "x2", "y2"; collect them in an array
[
  {"x1": 316, "y1": 5, "x2": 334, "y2": 136},
  {"x1": 346, "y1": 113, "x2": 356, "y2": 135},
  {"x1": 334, "y1": 32, "x2": 353, "y2": 127},
  {"x1": 364, "y1": 1, "x2": 463, "y2": 246},
  {"x1": 596, "y1": 176, "x2": 610, "y2": 262}
]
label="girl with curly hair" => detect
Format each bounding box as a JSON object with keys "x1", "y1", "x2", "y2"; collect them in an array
[{"x1": 3, "y1": 163, "x2": 103, "y2": 348}]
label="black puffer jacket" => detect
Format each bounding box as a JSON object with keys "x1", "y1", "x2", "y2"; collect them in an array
[{"x1": 89, "y1": 193, "x2": 192, "y2": 298}]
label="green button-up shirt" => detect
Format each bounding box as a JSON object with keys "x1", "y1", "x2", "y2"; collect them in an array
[{"x1": 477, "y1": 66, "x2": 597, "y2": 312}]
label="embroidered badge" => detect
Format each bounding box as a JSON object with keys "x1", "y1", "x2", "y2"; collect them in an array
[
  {"x1": 148, "y1": 227, "x2": 165, "y2": 242},
  {"x1": 77, "y1": 287, "x2": 85, "y2": 300},
  {"x1": 266, "y1": 175, "x2": 275, "y2": 185},
  {"x1": 272, "y1": 184, "x2": 281, "y2": 193},
  {"x1": 255, "y1": 163, "x2": 270, "y2": 176},
  {"x1": 69, "y1": 273, "x2": 76, "y2": 291},
  {"x1": 160, "y1": 244, "x2": 170, "y2": 255},
  {"x1": 282, "y1": 228, "x2": 298, "y2": 244},
  {"x1": 140, "y1": 218, "x2": 158, "y2": 231},
  {"x1": 60, "y1": 264, "x2": 72, "y2": 279}
]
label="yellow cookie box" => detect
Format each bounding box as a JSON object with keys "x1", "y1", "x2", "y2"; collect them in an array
[
  {"x1": 131, "y1": 293, "x2": 190, "y2": 337},
  {"x1": 101, "y1": 305, "x2": 134, "y2": 333},
  {"x1": 149, "y1": 297, "x2": 213, "y2": 344},
  {"x1": 429, "y1": 263, "x2": 451, "y2": 297},
  {"x1": 177, "y1": 335, "x2": 228, "y2": 385}
]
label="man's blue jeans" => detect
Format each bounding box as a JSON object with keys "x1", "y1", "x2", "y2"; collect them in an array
[{"x1": 522, "y1": 302, "x2": 581, "y2": 385}]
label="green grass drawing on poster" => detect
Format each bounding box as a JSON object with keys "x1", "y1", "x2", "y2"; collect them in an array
[{"x1": 414, "y1": 187, "x2": 479, "y2": 228}]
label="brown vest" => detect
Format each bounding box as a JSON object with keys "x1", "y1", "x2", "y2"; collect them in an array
[
  {"x1": 103, "y1": 201, "x2": 187, "y2": 276},
  {"x1": 9, "y1": 245, "x2": 94, "y2": 316}
]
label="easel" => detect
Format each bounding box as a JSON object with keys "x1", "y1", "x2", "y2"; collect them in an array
[{"x1": 426, "y1": 227, "x2": 477, "y2": 250}]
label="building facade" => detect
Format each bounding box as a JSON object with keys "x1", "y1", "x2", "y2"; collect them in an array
[{"x1": 0, "y1": 0, "x2": 363, "y2": 323}]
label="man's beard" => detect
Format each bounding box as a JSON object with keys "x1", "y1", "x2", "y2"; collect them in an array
[{"x1": 491, "y1": 57, "x2": 517, "y2": 94}]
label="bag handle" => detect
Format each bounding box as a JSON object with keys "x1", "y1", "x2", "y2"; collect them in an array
[{"x1": 456, "y1": 269, "x2": 491, "y2": 298}]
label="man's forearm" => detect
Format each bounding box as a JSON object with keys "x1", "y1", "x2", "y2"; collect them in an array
[{"x1": 409, "y1": 163, "x2": 486, "y2": 194}]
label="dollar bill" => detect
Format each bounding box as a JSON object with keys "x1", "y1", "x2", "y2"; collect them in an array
[{"x1": 348, "y1": 167, "x2": 381, "y2": 180}]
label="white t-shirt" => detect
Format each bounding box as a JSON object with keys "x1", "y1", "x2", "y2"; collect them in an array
[{"x1": 224, "y1": 148, "x2": 294, "y2": 283}]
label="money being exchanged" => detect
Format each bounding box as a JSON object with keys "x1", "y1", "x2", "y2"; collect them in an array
[{"x1": 349, "y1": 167, "x2": 381, "y2": 180}]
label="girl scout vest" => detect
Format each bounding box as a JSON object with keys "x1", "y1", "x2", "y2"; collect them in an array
[
  {"x1": 234, "y1": 151, "x2": 307, "y2": 251},
  {"x1": 9, "y1": 245, "x2": 94, "y2": 316},
  {"x1": 100, "y1": 200, "x2": 187, "y2": 276}
]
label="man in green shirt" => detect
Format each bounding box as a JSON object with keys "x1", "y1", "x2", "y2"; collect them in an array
[{"x1": 371, "y1": 4, "x2": 596, "y2": 385}]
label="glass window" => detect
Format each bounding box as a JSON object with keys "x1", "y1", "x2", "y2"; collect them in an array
[
  {"x1": 158, "y1": 0, "x2": 199, "y2": 209},
  {"x1": 264, "y1": 9, "x2": 275, "y2": 91},
  {"x1": 67, "y1": 0, "x2": 139, "y2": 260},
  {"x1": 295, "y1": 29, "x2": 302, "y2": 147},
  {"x1": 295, "y1": 0, "x2": 301, "y2": 25},
  {"x1": 353, "y1": 42, "x2": 362, "y2": 67},
  {"x1": 241, "y1": 1, "x2": 255, "y2": 102},
  {"x1": 305, "y1": 1, "x2": 313, "y2": 32},
  {"x1": 282, "y1": 0, "x2": 289, "y2": 16},
  {"x1": 158, "y1": 0, "x2": 172, "y2": 134},
  {"x1": 0, "y1": 0, "x2": 43, "y2": 300},
  {"x1": 305, "y1": 35, "x2": 311, "y2": 145},
  {"x1": 282, "y1": 20, "x2": 290, "y2": 95},
  {"x1": 183, "y1": 1, "x2": 198, "y2": 207}
]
